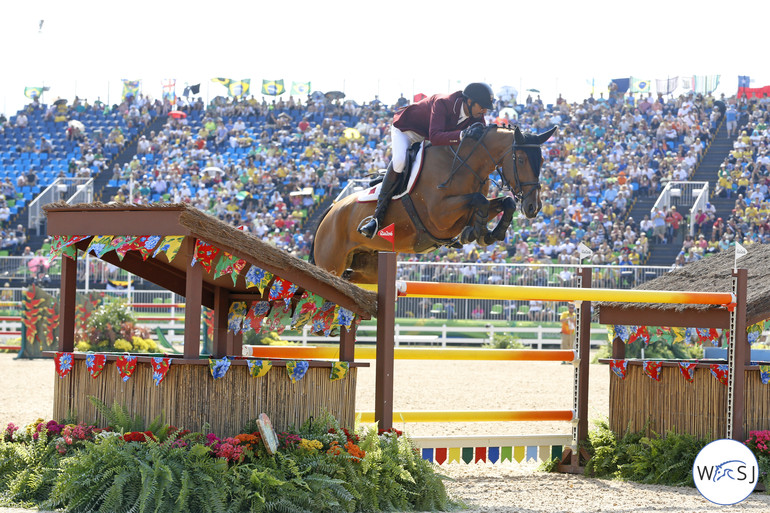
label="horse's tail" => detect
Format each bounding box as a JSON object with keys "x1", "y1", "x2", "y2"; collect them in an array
[{"x1": 308, "y1": 203, "x2": 335, "y2": 265}]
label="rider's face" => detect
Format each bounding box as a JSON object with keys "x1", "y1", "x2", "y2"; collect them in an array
[{"x1": 469, "y1": 101, "x2": 488, "y2": 118}]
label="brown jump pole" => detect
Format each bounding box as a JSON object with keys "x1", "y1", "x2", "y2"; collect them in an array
[{"x1": 375, "y1": 252, "x2": 397, "y2": 431}]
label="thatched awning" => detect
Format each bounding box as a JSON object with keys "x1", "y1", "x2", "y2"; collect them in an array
[
  {"x1": 43, "y1": 202, "x2": 378, "y2": 318},
  {"x1": 598, "y1": 245, "x2": 769, "y2": 327}
]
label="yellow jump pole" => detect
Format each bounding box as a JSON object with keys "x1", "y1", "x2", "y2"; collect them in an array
[
  {"x1": 358, "y1": 410, "x2": 576, "y2": 423},
  {"x1": 360, "y1": 282, "x2": 735, "y2": 306},
  {"x1": 245, "y1": 346, "x2": 576, "y2": 362}
]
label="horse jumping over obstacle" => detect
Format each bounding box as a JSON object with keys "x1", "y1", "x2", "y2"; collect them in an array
[{"x1": 311, "y1": 125, "x2": 557, "y2": 283}]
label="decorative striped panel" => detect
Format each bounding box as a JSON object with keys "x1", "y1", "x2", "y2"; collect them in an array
[{"x1": 412, "y1": 434, "x2": 572, "y2": 465}]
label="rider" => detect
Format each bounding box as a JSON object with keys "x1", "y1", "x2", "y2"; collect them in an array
[{"x1": 357, "y1": 82, "x2": 494, "y2": 238}]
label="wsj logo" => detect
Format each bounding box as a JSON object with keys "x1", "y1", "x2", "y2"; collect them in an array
[
  {"x1": 693, "y1": 440, "x2": 758, "y2": 505},
  {"x1": 695, "y1": 459, "x2": 756, "y2": 484}
]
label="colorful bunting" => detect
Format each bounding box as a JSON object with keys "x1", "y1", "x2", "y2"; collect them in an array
[
  {"x1": 291, "y1": 293, "x2": 324, "y2": 330},
  {"x1": 54, "y1": 352, "x2": 73, "y2": 378},
  {"x1": 86, "y1": 235, "x2": 115, "y2": 257},
  {"x1": 334, "y1": 306, "x2": 355, "y2": 333},
  {"x1": 152, "y1": 235, "x2": 186, "y2": 262},
  {"x1": 112, "y1": 236, "x2": 137, "y2": 259},
  {"x1": 671, "y1": 327, "x2": 685, "y2": 344},
  {"x1": 760, "y1": 365, "x2": 770, "y2": 385},
  {"x1": 246, "y1": 359, "x2": 272, "y2": 378},
  {"x1": 245, "y1": 301, "x2": 271, "y2": 331},
  {"x1": 643, "y1": 360, "x2": 663, "y2": 381},
  {"x1": 85, "y1": 353, "x2": 106, "y2": 379},
  {"x1": 135, "y1": 235, "x2": 162, "y2": 260},
  {"x1": 49, "y1": 235, "x2": 89, "y2": 260},
  {"x1": 329, "y1": 361, "x2": 349, "y2": 381},
  {"x1": 268, "y1": 277, "x2": 298, "y2": 305},
  {"x1": 116, "y1": 354, "x2": 138, "y2": 382},
  {"x1": 609, "y1": 359, "x2": 628, "y2": 380},
  {"x1": 263, "y1": 302, "x2": 292, "y2": 335},
  {"x1": 613, "y1": 325, "x2": 630, "y2": 343},
  {"x1": 312, "y1": 301, "x2": 337, "y2": 336},
  {"x1": 710, "y1": 364, "x2": 729, "y2": 386},
  {"x1": 209, "y1": 356, "x2": 231, "y2": 379},
  {"x1": 192, "y1": 239, "x2": 220, "y2": 273},
  {"x1": 748, "y1": 322, "x2": 765, "y2": 344},
  {"x1": 628, "y1": 325, "x2": 650, "y2": 346},
  {"x1": 245, "y1": 266, "x2": 273, "y2": 293},
  {"x1": 151, "y1": 357, "x2": 171, "y2": 385},
  {"x1": 227, "y1": 301, "x2": 247, "y2": 334},
  {"x1": 678, "y1": 361, "x2": 697, "y2": 383},
  {"x1": 286, "y1": 360, "x2": 309, "y2": 383}
]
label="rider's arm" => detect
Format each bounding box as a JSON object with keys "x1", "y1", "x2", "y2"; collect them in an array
[{"x1": 427, "y1": 96, "x2": 464, "y2": 146}]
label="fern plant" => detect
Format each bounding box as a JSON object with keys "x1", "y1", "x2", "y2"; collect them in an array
[
  {"x1": 0, "y1": 436, "x2": 62, "y2": 507},
  {"x1": 88, "y1": 397, "x2": 168, "y2": 439}
]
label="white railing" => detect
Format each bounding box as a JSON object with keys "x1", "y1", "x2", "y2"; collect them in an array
[
  {"x1": 282, "y1": 324, "x2": 609, "y2": 350},
  {"x1": 28, "y1": 177, "x2": 94, "y2": 235},
  {"x1": 651, "y1": 181, "x2": 709, "y2": 236}
]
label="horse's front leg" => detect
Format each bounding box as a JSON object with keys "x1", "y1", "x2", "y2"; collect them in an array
[
  {"x1": 479, "y1": 196, "x2": 516, "y2": 246},
  {"x1": 458, "y1": 193, "x2": 491, "y2": 245}
]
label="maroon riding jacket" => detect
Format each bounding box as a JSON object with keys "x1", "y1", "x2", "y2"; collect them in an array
[{"x1": 392, "y1": 91, "x2": 486, "y2": 146}]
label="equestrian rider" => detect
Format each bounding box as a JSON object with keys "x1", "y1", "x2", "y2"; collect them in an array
[{"x1": 357, "y1": 82, "x2": 494, "y2": 238}]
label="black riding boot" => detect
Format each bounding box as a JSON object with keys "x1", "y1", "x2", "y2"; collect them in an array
[{"x1": 358, "y1": 167, "x2": 401, "y2": 238}]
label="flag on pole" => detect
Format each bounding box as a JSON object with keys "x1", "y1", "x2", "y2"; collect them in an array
[
  {"x1": 378, "y1": 223, "x2": 395, "y2": 251},
  {"x1": 261, "y1": 79, "x2": 285, "y2": 96},
  {"x1": 121, "y1": 79, "x2": 141, "y2": 99},
  {"x1": 227, "y1": 79, "x2": 250, "y2": 98},
  {"x1": 735, "y1": 242, "x2": 747, "y2": 270},
  {"x1": 161, "y1": 79, "x2": 176, "y2": 105},
  {"x1": 183, "y1": 83, "x2": 201, "y2": 96},
  {"x1": 630, "y1": 77, "x2": 651, "y2": 93},
  {"x1": 290, "y1": 81, "x2": 311, "y2": 96},
  {"x1": 655, "y1": 77, "x2": 678, "y2": 95},
  {"x1": 577, "y1": 242, "x2": 593, "y2": 262},
  {"x1": 24, "y1": 86, "x2": 45, "y2": 99}
]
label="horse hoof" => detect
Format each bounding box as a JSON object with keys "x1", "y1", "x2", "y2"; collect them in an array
[{"x1": 459, "y1": 226, "x2": 475, "y2": 244}]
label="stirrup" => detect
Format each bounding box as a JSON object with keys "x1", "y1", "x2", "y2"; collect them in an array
[{"x1": 357, "y1": 215, "x2": 379, "y2": 238}]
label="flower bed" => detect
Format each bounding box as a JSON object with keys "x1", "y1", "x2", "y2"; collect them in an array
[{"x1": 0, "y1": 411, "x2": 458, "y2": 512}]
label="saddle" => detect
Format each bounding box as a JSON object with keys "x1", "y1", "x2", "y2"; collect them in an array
[{"x1": 357, "y1": 141, "x2": 428, "y2": 203}]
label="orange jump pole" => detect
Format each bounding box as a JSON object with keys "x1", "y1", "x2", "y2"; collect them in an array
[
  {"x1": 358, "y1": 410, "x2": 576, "y2": 424},
  {"x1": 361, "y1": 282, "x2": 735, "y2": 306}
]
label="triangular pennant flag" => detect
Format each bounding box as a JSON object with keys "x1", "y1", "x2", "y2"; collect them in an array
[
  {"x1": 760, "y1": 365, "x2": 770, "y2": 385},
  {"x1": 152, "y1": 235, "x2": 186, "y2": 262},
  {"x1": 678, "y1": 361, "x2": 697, "y2": 383},
  {"x1": 245, "y1": 301, "x2": 271, "y2": 331},
  {"x1": 613, "y1": 325, "x2": 630, "y2": 343},
  {"x1": 329, "y1": 361, "x2": 349, "y2": 381},
  {"x1": 86, "y1": 235, "x2": 115, "y2": 257},
  {"x1": 246, "y1": 359, "x2": 272, "y2": 378},
  {"x1": 748, "y1": 322, "x2": 764, "y2": 344},
  {"x1": 311, "y1": 301, "x2": 337, "y2": 336},
  {"x1": 262, "y1": 302, "x2": 292, "y2": 335},
  {"x1": 244, "y1": 266, "x2": 273, "y2": 294},
  {"x1": 151, "y1": 357, "x2": 171, "y2": 386},
  {"x1": 135, "y1": 235, "x2": 162, "y2": 260},
  {"x1": 214, "y1": 252, "x2": 241, "y2": 280},
  {"x1": 291, "y1": 293, "x2": 324, "y2": 330},
  {"x1": 643, "y1": 360, "x2": 663, "y2": 381},
  {"x1": 227, "y1": 301, "x2": 247, "y2": 334},
  {"x1": 334, "y1": 307, "x2": 355, "y2": 333},
  {"x1": 671, "y1": 327, "x2": 686, "y2": 344},
  {"x1": 50, "y1": 235, "x2": 89, "y2": 260},
  {"x1": 268, "y1": 277, "x2": 298, "y2": 305},
  {"x1": 85, "y1": 353, "x2": 107, "y2": 379},
  {"x1": 609, "y1": 359, "x2": 628, "y2": 379},
  {"x1": 109, "y1": 236, "x2": 134, "y2": 260},
  {"x1": 54, "y1": 352, "x2": 74, "y2": 378},
  {"x1": 209, "y1": 356, "x2": 232, "y2": 379},
  {"x1": 116, "y1": 354, "x2": 138, "y2": 382},
  {"x1": 710, "y1": 364, "x2": 729, "y2": 386},
  {"x1": 192, "y1": 239, "x2": 220, "y2": 273},
  {"x1": 286, "y1": 360, "x2": 309, "y2": 383}
]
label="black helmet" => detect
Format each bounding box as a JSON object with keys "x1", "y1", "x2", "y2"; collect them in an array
[{"x1": 463, "y1": 82, "x2": 494, "y2": 110}]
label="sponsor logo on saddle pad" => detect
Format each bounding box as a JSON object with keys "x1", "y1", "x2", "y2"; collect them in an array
[
  {"x1": 357, "y1": 143, "x2": 425, "y2": 203},
  {"x1": 693, "y1": 439, "x2": 758, "y2": 505}
]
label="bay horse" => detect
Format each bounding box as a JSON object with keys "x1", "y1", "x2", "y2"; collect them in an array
[{"x1": 311, "y1": 124, "x2": 557, "y2": 283}]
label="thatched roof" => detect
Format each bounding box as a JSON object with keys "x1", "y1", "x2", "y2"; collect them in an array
[
  {"x1": 599, "y1": 245, "x2": 770, "y2": 324},
  {"x1": 43, "y1": 202, "x2": 378, "y2": 318}
]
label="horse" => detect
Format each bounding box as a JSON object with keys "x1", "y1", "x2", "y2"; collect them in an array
[{"x1": 310, "y1": 124, "x2": 557, "y2": 283}]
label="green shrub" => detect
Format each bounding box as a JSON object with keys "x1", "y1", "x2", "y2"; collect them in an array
[{"x1": 483, "y1": 333, "x2": 525, "y2": 349}]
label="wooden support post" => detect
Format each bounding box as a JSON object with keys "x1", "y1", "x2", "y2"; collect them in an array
[
  {"x1": 183, "y1": 238, "x2": 202, "y2": 359},
  {"x1": 339, "y1": 323, "x2": 356, "y2": 362},
  {"x1": 727, "y1": 268, "x2": 748, "y2": 441},
  {"x1": 213, "y1": 286, "x2": 229, "y2": 359},
  {"x1": 375, "y1": 252, "x2": 397, "y2": 431},
  {"x1": 58, "y1": 253, "x2": 78, "y2": 352}
]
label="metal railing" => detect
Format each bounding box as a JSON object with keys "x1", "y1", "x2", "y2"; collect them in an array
[
  {"x1": 28, "y1": 177, "x2": 94, "y2": 235},
  {"x1": 651, "y1": 181, "x2": 709, "y2": 236}
]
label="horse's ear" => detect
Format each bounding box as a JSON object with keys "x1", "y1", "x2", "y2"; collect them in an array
[
  {"x1": 513, "y1": 125, "x2": 525, "y2": 144},
  {"x1": 537, "y1": 125, "x2": 558, "y2": 144}
]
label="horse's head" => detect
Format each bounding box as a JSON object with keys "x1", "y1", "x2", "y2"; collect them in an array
[{"x1": 498, "y1": 125, "x2": 557, "y2": 218}]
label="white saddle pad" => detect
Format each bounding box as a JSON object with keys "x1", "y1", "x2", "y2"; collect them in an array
[{"x1": 357, "y1": 142, "x2": 425, "y2": 203}]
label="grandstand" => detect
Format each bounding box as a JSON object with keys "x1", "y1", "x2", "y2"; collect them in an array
[{"x1": 0, "y1": 86, "x2": 759, "y2": 293}]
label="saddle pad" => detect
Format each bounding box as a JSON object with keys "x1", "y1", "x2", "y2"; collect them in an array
[{"x1": 357, "y1": 142, "x2": 425, "y2": 203}]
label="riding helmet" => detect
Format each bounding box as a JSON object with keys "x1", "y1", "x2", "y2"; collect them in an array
[{"x1": 462, "y1": 82, "x2": 494, "y2": 110}]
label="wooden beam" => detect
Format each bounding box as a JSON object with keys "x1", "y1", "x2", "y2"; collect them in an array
[
  {"x1": 599, "y1": 305, "x2": 730, "y2": 328},
  {"x1": 212, "y1": 286, "x2": 229, "y2": 358},
  {"x1": 183, "y1": 238, "x2": 202, "y2": 359},
  {"x1": 46, "y1": 209, "x2": 191, "y2": 237},
  {"x1": 58, "y1": 254, "x2": 78, "y2": 352},
  {"x1": 375, "y1": 252, "x2": 396, "y2": 431}
]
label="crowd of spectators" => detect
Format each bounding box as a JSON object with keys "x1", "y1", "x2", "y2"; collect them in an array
[{"x1": 1, "y1": 85, "x2": 752, "y2": 281}]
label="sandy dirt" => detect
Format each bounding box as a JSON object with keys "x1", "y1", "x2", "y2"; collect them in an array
[{"x1": 1, "y1": 352, "x2": 770, "y2": 512}]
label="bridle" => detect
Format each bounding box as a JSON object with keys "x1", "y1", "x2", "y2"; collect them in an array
[{"x1": 446, "y1": 127, "x2": 543, "y2": 206}]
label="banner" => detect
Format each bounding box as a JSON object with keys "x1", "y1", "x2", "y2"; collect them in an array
[
  {"x1": 24, "y1": 86, "x2": 46, "y2": 99},
  {"x1": 261, "y1": 79, "x2": 285, "y2": 96},
  {"x1": 630, "y1": 77, "x2": 651, "y2": 94},
  {"x1": 162, "y1": 79, "x2": 176, "y2": 104},
  {"x1": 290, "y1": 81, "x2": 311, "y2": 96},
  {"x1": 655, "y1": 77, "x2": 678, "y2": 95},
  {"x1": 121, "y1": 79, "x2": 141, "y2": 100}
]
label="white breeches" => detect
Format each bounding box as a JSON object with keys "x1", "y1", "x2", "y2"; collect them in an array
[{"x1": 391, "y1": 125, "x2": 424, "y2": 174}]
